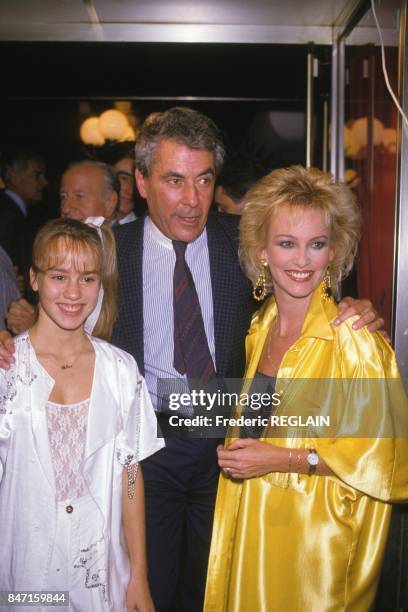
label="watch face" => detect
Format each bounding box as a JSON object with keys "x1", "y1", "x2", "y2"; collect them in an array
[{"x1": 308, "y1": 452, "x2": 319, "y2": 466}]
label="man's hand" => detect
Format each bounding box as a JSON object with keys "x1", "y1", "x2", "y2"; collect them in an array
[
  {"x1": 6, "y1": 299, "x2": 37, "y2": 334},
  {"x1": 217, "y1": 439, "x2": 281, "y2": 479},
  {"x1": 333, "y1": 297, "x2": 386, "y2": 335},
  {"x1": 0, "y1": 330, "x2": 15, "y2": 370}
]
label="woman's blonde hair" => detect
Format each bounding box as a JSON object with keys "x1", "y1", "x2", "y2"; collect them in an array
[
  {"x1": 239, "y1": 165, "x2": 361, "y2": 298},
  {"x1": 32, "y1": 218, "x2": 117, "y2": 340}
]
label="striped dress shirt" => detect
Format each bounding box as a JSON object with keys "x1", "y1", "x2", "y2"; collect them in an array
[{"x1": 142, "y1": 217, "x2": 216, "y2": 411}]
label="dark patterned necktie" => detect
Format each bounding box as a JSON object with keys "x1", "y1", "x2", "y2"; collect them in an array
[{"x1": 173, "y1": 240, "x2": 215, "y2": 382}]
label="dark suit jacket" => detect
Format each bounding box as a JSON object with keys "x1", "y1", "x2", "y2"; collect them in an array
[
  {"x1": 112, "y1": 213, "x2": 256, "y2": 379},
  {"x1": 0, "y1": 190, "x2": 29, "y2": 277}
]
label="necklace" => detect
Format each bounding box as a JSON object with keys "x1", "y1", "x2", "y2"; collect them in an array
[
  {"x1": 59, "y1": 352, "x2": 83, "y2": 370},
  {"x1": 28, "y1": 330, "x2": 88, "y2": 371},
  {"x1": 61, "y1": 363, "x2": 73, "y2": 370}
]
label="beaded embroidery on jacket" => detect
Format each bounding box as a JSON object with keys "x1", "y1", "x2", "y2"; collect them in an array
[
  {"x1": 116, "y1": 376, "x2": 142, "y2": 491},
  {"x1": 0, "y1": 334, "x2": 37, "y2": 414}
]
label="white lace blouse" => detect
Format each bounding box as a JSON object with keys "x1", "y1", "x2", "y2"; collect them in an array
[{"x1": 46, "y1": 398, "x2": 89, "y2": 501}]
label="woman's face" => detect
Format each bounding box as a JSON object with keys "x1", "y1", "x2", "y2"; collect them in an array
[
  {"x1": 260, "y1": 204, "x2": 335, "y2": 303},
  {"x1": 30, "y1": 246, "x2": 101, "y2": 332}
]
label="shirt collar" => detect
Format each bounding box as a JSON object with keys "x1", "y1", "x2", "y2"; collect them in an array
[
  {"x1": 5, "y1": 189, "x2": 28, "y2": 217},
  {"x1": 145, "y1": 216, "x2": 173, "y2": 250},
  {"x1": 145, "y1": 216, "x2": 207, "y2": 252}
]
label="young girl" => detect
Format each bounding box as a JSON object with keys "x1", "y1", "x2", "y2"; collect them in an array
[{"x1": 0, "y1": 218, "x2": 163, "y2": 612}]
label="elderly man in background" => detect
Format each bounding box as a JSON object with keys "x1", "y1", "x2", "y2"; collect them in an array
[
  {"x1": 5, "y1": 159, "x2": 120, "y2": 334},
  {"x1": 59, "y1": 159, "x2": 119, "y2": 223}
]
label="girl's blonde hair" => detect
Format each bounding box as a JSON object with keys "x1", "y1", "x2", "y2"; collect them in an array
[
  {"x1": 239, "y1": 165, "x2": 361, "y2": 298},
  {"x1": 32, "y1": 218, "x2": 117, "y2": 340}
]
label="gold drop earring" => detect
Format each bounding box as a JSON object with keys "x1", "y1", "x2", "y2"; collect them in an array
[
  {"x1": 253, "y1": 259, "x2": 268, "y2": 301},
  {"x1": 322, "y1": 268, "x2": 332, "y2": 300}
]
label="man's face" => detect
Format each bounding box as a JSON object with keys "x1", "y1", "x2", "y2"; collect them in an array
[
  {"x1": 12, "y1": 159, "x2": 48, "y2": 203},
  {"x1": 136, "y1": 140, "x2": 216, "y2": 242},
  {"x1": 114, "y1": 157, "x2": 136, "y2": 216},
  {"x1": 60, "y1": 165, "x2": 117, "y2": 222}
]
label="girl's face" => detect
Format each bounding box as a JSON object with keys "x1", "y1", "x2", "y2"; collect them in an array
[
  {"x1": 260, "y1": 204, "x2": 335, "y2": 304},
  {"x1": 30, "y1": 245, "x2": 101, "y2": 333}
]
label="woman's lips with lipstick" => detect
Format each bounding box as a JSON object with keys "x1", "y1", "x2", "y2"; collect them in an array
[{"x1": 285, "y1": 270, "x2": 314, "y2": 282}]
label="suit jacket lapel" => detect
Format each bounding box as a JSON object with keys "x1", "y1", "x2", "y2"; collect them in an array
[
  {"x1": 206, "y1": 214, "x2": 239, "y2": 377},
  {"x1": 115, "y1": 219, "x2": 145, "y2": 373}
]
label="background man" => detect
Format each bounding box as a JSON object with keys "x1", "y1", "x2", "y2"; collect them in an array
[
  {"x1": 60, "y1": 160, "x2": 119, "y2": 223},
  {"x1": 214, "y1": 153, "x2": 265, "y2": 214},
  {"x1": 0, "y1": 150, "x2": 48, "y2": 281},
  {"x1": 97, "y1": 141, "x2": 142, "y2": 223}
]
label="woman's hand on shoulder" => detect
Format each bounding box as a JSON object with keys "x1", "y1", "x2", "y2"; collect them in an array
[
  {"x1": 217, "y1": 439, "x2": 285, "y2": 479},
  {"x1": 126, "y1": 573, "x2": 155, "y2": 612}
]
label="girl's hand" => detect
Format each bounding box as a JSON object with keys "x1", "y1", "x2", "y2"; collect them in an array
[{"x1": 126, "y1": 574, "x2": 155, "y2": 612}]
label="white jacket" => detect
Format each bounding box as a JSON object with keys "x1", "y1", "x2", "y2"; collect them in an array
[{"x1": 0, "y1": 332, "x2": 164, "y2": 611}]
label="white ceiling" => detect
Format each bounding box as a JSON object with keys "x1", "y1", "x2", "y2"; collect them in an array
[{"x1": 0, "y1": 0, "x2": 400, "y2": 44}]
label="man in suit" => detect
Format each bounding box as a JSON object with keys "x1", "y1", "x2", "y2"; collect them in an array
[
  {"x1": 0, "y1": 151, "x2": 48, "y2": 280},
  {"x1": 111, "y1": 107, "x2": 255, "y2": 612}
]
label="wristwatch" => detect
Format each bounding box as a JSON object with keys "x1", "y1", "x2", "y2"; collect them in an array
[{"x1": 306, "y1": 449, "x2": 319, "y2": 475}]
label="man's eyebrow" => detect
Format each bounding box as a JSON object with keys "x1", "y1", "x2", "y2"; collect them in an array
[
  {"x1": 160, "y1": 168, "x2": 215, "y2": 180},
  {"x1": 161, "y1": 171, "x2": 184, "y2": 179},
  {"x1": 198, "y1": 167, "x2": 215, "y2": 177}
]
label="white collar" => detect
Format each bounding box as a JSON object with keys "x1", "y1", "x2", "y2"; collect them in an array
[
  {"x1": 145, "y1": 216, "x2": 174, "y2": 251},
  {"x1": 145, "y1": 216, "x2": 207, "y2": 252}
]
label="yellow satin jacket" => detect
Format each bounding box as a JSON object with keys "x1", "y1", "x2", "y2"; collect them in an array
[{"x1": 204, "y1": 284, "x2": 408, "y2": 612}]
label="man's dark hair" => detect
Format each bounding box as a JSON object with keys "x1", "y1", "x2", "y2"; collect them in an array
[
  {"x1": 1, "y1": 150, "x2": 45, "y2": 185},
  {"x1": 95, "y1": 141, "x2": 135, "y2": 167},
  {"x1": 135, "y1": 107, "x2": 225, "y2": 176},
  {"x1": 217, "y1": 154, "x2": 266, "y2": 203}
]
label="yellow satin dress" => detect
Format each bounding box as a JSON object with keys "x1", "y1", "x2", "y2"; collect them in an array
[{"x1": 204, "y1": 285, "x2": 408, "y2": 612}]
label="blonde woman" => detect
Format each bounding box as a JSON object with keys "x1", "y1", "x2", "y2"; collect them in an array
[
  {"x1": 0, "y1": 218, "x2": 163, "y2": 612},
  {"x1": 205, "y1": 166, "x2": 408, "y2": 611}
]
